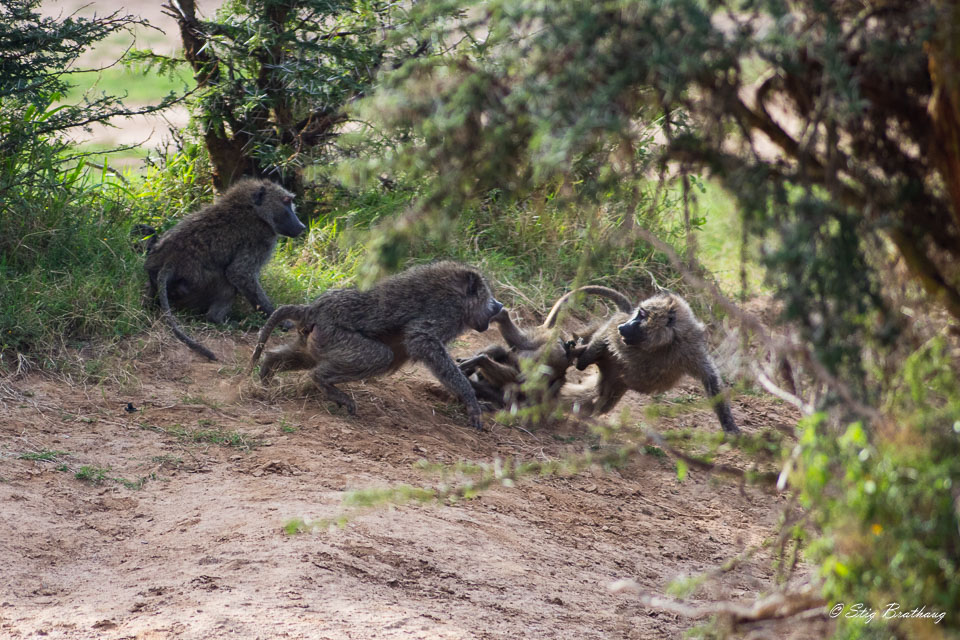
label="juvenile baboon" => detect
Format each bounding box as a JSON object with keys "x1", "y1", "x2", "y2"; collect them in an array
[
  {"x1": 249, "y1": 261, "x2": 503, "y2": 430},
  {"x1": 457, "y1": 331, "x2": 579, "y2": 410},
  {"x1": 572, "y1": 292, "x2": 740, "y2": 435},
  {"x1": 458, "y1": 286, "x2": 635, "y2": 410},
  {"x1": 144, "y1": 178, "x2": 306, "y2": 360}
]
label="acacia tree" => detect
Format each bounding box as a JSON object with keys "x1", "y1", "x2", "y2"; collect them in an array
[
  {"x1": 349, "y1": 0, "x2": 960, "y2": 635},
  {"x1": 148, "y1": 0, "x2": 423, "y2": 193}
]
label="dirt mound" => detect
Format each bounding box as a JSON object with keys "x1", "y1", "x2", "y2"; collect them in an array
[{"x1": 0, "y1": 330, "x2": 826, "y2": 639}]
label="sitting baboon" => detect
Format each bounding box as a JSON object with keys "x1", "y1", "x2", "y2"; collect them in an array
[
  {"x1": 249, "y1": 261, "x2": 503, "y2": 430},
  {"x1": 144, "y1": 178, "x2": 306, "y2": 360},
  {"x1": 459, "y1": 286, "x2": 634, "y2": 410},
  {"x1": 572, "y1": 292, "x2": 740, "y2": 435}
]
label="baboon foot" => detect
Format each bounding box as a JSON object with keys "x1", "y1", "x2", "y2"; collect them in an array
[
  {"x1": 468, "y1": 410, "x2": 484, "y2": 431},
  {"x1": 317, "y1": 382, "x2": 357, "y2": 416}
]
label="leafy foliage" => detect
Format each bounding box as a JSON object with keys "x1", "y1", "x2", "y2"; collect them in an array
[
  {"x1": 800, "y1": 338, "x2": 960, "y2": 633},
  {"x1": 347, "y1": 0, "x2": 960, "y2": 636},
  {"x1": 137, "y1": 0, "x2": 419, "y2": 193},
  {"x1": 0, "y1": 1, "x2": 173, "y2": 365}
]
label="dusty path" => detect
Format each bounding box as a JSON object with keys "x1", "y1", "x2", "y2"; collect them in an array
[{"x1": 0, "y1": 330, "x2": 824, "y2": 639}]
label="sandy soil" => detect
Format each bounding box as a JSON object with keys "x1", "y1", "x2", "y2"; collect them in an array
[{"x1": 0, "y1": 324, "x2": 830, "y2": 639}]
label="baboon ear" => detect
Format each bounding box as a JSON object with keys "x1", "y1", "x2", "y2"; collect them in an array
[
  {"x1": 253, "y1": 185, "x2": 267, "y2": 206},
  {"x1": 465, "y1": 271, "x2": 482, "y2": 297}
]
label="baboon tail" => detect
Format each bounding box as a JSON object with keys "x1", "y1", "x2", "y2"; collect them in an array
[
  {"x1": 247, "y1": 304, "x2": 308, "y2": 374},
  {"x1": 541, "y1": 286, "x2": 634, "y2": 329},
  {"x1": 156, "y1": 265, "x2": 218, "y2": 361}
]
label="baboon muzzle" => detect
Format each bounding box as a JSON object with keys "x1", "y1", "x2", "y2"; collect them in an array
[
  {"x1": 617, "y1": 320, "x2": 644, "y2": 345},
  {"x1": 476, "y1": 299, "x2": 504, "y2": 332},
  {"x1": 279, "y1": 211, "x2": 307, "y2": 238}
]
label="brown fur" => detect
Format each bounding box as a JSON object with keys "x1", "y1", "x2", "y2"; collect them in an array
[
  {"x1": 144, "y1": 178, "x2": 306, "y2": 360},
  {"x1": 249, "y1": 261, "x2": 503, "y2": 430},
  {"x1": 573, "y1": 292, "x2": 739, "y2": 435}
]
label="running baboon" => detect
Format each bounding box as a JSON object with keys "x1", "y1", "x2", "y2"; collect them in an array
[
  {"x1": 572, "y1": 292, "x2": 740, "y2": 435},
  {"x1": 144, "y1": 178, "x2": 306, "y2": 360},
  {"x1": 249, "y1": 261, "x2": 503, "y2": 430},
  {"x1": 458, "y1": 286, "x2": 635, "y2": 410}
]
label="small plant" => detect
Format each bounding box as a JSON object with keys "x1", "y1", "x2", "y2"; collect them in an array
[
  {"x1": 18, "y1": 450, "x2": 69, "y2": 461},
  {"x1": 75, "y1": 465, "x2": 109, "y2": 485},
  {"x1": 115, "y1": 474, "x2": 155, "y2": 490},
  {"x1": 142, "y1": 422, "x2": 260, "y2": 451},
  {"x1": 643, "y1": 445, "x2": 667, "y2": 459}
]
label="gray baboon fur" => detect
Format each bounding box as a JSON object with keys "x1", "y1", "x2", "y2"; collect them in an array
[
  {"x1": 572, "y1": 292, "x2": 739, "y2": 435},
  {"x1": 144, "y1": 178, "x2": 306, "y2": 360},
  {"x1": 249, "y1": 261, "x2": 504, "y2": 430},
  {"x1": 459, "y1": 286, "x2": 634, "y2": 410}
]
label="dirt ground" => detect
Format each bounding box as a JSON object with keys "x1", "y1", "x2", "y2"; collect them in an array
[{"x1": 0, "y1": 324, "x2": 831, "y2": 640}]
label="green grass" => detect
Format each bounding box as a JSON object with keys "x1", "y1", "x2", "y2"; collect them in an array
[
  {"x1": 62, "y1": 66, "x2": 194, "y2": 106},
  {"x1": 661, "y1": 178, "x2": 769, "y2": 297},
  {"x1": 0, "y1": 175, "x2": 151, "y2": 364},
  {"x1": 18, "y1": 450, "x2": 69, "y2": 461},
  {"x1": 141, "y1": 422, "x2": 261, "y2": 451},
  {"x1": 115, "y1": 474, "x2": 155, "y2": 490},
  {"x1": 75, "y1": 465, "x2": 110, "y2": 484}
]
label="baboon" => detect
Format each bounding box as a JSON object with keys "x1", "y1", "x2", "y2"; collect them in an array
[
  {"x1": 144, "y1": 178, "x2": 306, "y2": 361},
  {"x1": 458, "y1": 286, "x2": 635, "y2": 410},
  {"x1": 572, "y1": 292, "x2": 740, "y2": 435},
  {"x1": 457, "y1": 331, "x2": 579, "y2": 410},
  {"x1": 249, "y1": 261, "x2": 504, "y2": 430}
]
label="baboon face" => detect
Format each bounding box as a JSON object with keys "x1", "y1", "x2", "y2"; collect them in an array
[
  {"x1": 464, "y1": 272, "x2": 503, "y2": 332},
  {"x1": 617, "y1": 296, "x2": 677, "y2": 348},
  {"x1": 254, "y1": 184, "x2": 307, "y2": 238}
]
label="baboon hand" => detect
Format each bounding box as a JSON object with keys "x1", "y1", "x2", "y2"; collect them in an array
[{"x1": 468, "y1": 409, "x2": 484, "y2": 431}]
